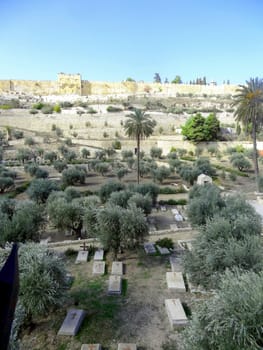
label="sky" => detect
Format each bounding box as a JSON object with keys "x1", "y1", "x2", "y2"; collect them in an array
[{"x1": 1, "y1": 0, "x2": 263, "y2": 84}]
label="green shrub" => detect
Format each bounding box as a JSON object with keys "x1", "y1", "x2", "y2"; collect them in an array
[
  {"x1": 13, "y1": 130, "x2": 24, "y2": 139},
  {"x1": 29, "y1": 109, "x2": 38, "y2": 114},
  {"x1": 155, "y1": 237, "x2": 174, "y2": 249},
  {"x1": 0, "y1": 104, "x2": 12, "y2": 110},
  {"x1": 32, "y1": 102, "x2": 44, "y2": 110},
  {"x1": 112, "y1": 140, "x2": 121, "y2": 149},
  {"x1": 159, "y1": 186, "x2": 186, "y2": 194},
  {"x1": 103, "y1": 132, "x2": 109, "y2": 138},
  {"x1": 41, "y1": 105, "x2": 53, "y2": 114},
  {"x1": 87, "y1": 107, "x2": 97, "y2": 114},
  {"x1": 107, "y1": 105, "x2": 123, "y2": 112},
  {"x1": 60, "y1": 101, "x2": 73, "y2": 108},
  {"x1": 53, "y1": 104, "x2": 61, "y2": 113},
  {"x1": 159, "y1": 198, "x2": 187, "y2": 206},
  {"x1": 24, "y1": 137, "x2": 35, "y2": 146}
]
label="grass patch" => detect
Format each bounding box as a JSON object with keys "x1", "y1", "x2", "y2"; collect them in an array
[{"x1": 70, "y1": 275, "x2": 123, "y2": 345}]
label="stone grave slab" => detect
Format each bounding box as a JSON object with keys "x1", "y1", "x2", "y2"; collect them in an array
[
  {"x1": 156, "y1": 245, "x2": 170, "y2": 255},
  {"x1": 75, "y1": 250, "x2": 89, "y2": 264},
  {"x1": 117, "y1": 344, "x2": 137, "y2": 350},
  {"x1": 108, "y1": 275, "x2": 122, "y2": 295},
  {"x1": 143, "y1": 242, "x2": 156, "y2": 254},
  {"x1": 165, "y1": 299, "x2": 188, "y2": 328},
  {"x1": 81, "y1": 344, "x2": 101, "y2": 350},
  {"x1": 169, "y1": 256, "x2": 177, "y2": 272},
  {"x1": 92, "y1": 261, "x2": 105, "y2": 275},
  {"x1": 94, "y1": 249, "x2": 104, "y2": 261},
  {"x1": 171, "y1": 208, "x2": 179, "y2": 215},
  {"x1": 111, "y1": 261, "x2": 123, "y2": 275},
  {"x1": 58, "y1": 309, "x2": 86, "y2": 336},
  {"x1": 166, "y1": 272, "x2": 186, "y2": 292}
]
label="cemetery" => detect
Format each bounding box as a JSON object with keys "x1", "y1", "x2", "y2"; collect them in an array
[{"x1": 0, "y1": 83, "x2": 263, "y2": 349}]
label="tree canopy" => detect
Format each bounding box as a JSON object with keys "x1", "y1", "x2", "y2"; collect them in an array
[{"x1": 181, "y1": 113, "x2": 220, "y2": 142}]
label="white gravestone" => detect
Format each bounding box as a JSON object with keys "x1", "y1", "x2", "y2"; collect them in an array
[
  {"x1": 118, "y1": 344, "x2": 137, "y2": 350},
  {"x1": 94, "y1": 249, "x2": 104, "y2": 261},
  {"x1": 166, "y1": 272, "x2": 186, "y2": 292},
  {"x1": 81, "y1": 344, "x2": 101, "y2": 350},
  {"x1": 165, "y1": 299, "x2": 188, "y2": 328},
  {"x1": 108, "y1": 275, "x2": 122, "y2": 295},
  {"x1": 92, "y1": 261, "x2": 105, "y2": 275},
  {"x1": 75, "y1": 250, "x2": 89, "y2": 264},
  {"x1": 143, "y1": 242, "x2": 156, "y2": 254},
  {"x1": 58, "y1": 309, "x2": 86, "y2": 336},
  {"x1": 111, "y1": 261, "x2": 123, "y2": 275}
]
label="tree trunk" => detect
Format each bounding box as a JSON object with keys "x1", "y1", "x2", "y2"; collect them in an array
[
  {"x1": 72, "y1": 222, "x2": 83, "y2": 239},
  {"x1": 137, "y1": 135, "x2": 140, "y2": 184},
  {"x1": 252, "y1": 123, "x2": 260, "y2": 192}
]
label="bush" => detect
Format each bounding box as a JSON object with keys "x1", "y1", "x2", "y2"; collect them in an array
[
  {"x1": 24, "y1": 137, "x2": 35, "y2": 146},
  {"x1": 29, "y1": 109, "x2": 38, "y2": 114},
  {"x1": 159, "y1": 199, "x2": 187, "y2": 206},
  {"x1": 87, "y1": 107, "x2": 97, "y2": 114},
  {"x1": 155, "y1": 237, "x2": 174, "y2": 249},
  {"x1": 13, "y1": 130, "x2": 24, "y2": 139},
  {"x1": 41, "y1": 105, "x2": 53, "y2": 114},
  {"x1": 32, "y1": 102, "x2": 44, "y2": 110},
  {"x1": 53, "y1": 104, "x2": 61, "y2": 113},
  {"x1": 112, "y1": 140, "x2": 121, "y2": 150},
  {"x1": 107, "y1": 105, "x2": 123, "y2": 112}
]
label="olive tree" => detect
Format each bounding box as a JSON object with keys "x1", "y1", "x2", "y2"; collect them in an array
[{"x1": 182, "y1": 269, "x2": 263, "y2": 350}]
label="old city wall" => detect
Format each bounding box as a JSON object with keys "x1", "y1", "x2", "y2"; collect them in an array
[{"x1": 0, "y1": 73, "x2": 237, "y2": 97}]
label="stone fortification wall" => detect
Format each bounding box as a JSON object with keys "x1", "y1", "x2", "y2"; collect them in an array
[{"x1": 0, "y1": 73, "x2": 238, "y2": 96}]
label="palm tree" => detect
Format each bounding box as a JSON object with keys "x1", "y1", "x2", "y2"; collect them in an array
[
  {"x1": 232, "y1": 78, "x2": 263, "y2": 192},
  {"x1": 124, "y1": 109, "x2": 156, "y2": 184}
]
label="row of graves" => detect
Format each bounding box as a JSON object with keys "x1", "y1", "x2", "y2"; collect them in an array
[
  {"x1": 58, "y1": 243, "x2": 137, "y2": 350},
  {"x1": 143, "y1": 240, "x2": 194, "y2": 329}
]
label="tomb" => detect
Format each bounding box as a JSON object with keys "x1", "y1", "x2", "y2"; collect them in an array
[
  {"x1": 143, "y1": 242, "x2": 156, "y2": 254},
  {"x1": 165, "y1": 299, "x2": 188, "y2": 328},
  {"x1": 94, "y1": 249, "x2": 104, "y2": 261},
  {"x1": 117, "y1": 344, "x2": 137, "y2": 350},
  {"x1": 92, "y1": 261, "x2": 105, "y2": 275},
  {"x1": 166, "y1": 272, "x2": 186, "y2": 292},
  {"x1": 81, "y1": 345, "x2": 101, "y2": 350},
  {"x1": 108, "y1": 275, "x2": 122, "y2": 295},
  {"x1": 169, "y1": 256, "x2": 177, "y2": 272},
  {"x1": 156, "y1": 245, "x2": 170, "y2": 255},
  {"x1": 111, "y1": 261, "x2": 123, "y2": 275},
  {"x1": 75, "y1": 250, "x2": 89, "y2": 264},
  {"x1": 57, "y1": 309, "x2": 86, "y2": 336}
]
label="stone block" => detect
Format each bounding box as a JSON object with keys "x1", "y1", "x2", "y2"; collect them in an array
[
  {"x1": 166, "y1": 272, "x2": 186, "y2": 292},
  {"x1": 92, "y1": 261, "x2": 105, "y2": 275},
  {"x1": 111, "y1": 261, "x2": 123, "y2": 275},
  {"x1": 108, "y1": 275, "x2": 122, "y2": 295},
  {"x1": 117, "y1": 344, "x2": 137, "y2": 350},
  {"x1": 169, "y1": 256, "x2": 177, "y2": 272},
  {"x1": 165, "y1": 299, "x2": 188, "y2": 328},
  {"x1": 75, "y1": 250, "x2": 89, "y2": 264},
  {"x1": 94, "y1": 249, "x2": 104, "y2": 261},
  {"x1": 156, "y1": 245, "x2": 170, "y2": 255},
  {"x1": 81, "y1": 345, "x2": 101, "y2": 350},
  {"x1": 143, "y1": 242, "x2": 156, "y2": 254},
  {"x1": 58, "y1": 309, "x2": 86, "y2": 336}
]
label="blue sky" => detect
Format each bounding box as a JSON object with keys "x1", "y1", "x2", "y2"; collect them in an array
[{"x1": 1, "y1": 0, "x2": 263, "y2": 84}]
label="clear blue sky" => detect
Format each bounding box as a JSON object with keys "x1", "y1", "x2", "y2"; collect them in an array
[{"x1": 1, "y1": 0, "x2": 262, "y2": 84}]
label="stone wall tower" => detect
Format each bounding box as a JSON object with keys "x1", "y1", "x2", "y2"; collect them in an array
[{"x1": 57, "y1": 73, "x2": 82, "y2": 95}]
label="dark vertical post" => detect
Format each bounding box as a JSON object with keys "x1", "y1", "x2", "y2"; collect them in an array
[{"x1": 0, "y1": 244, "x2": 19, "y2": 350}]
